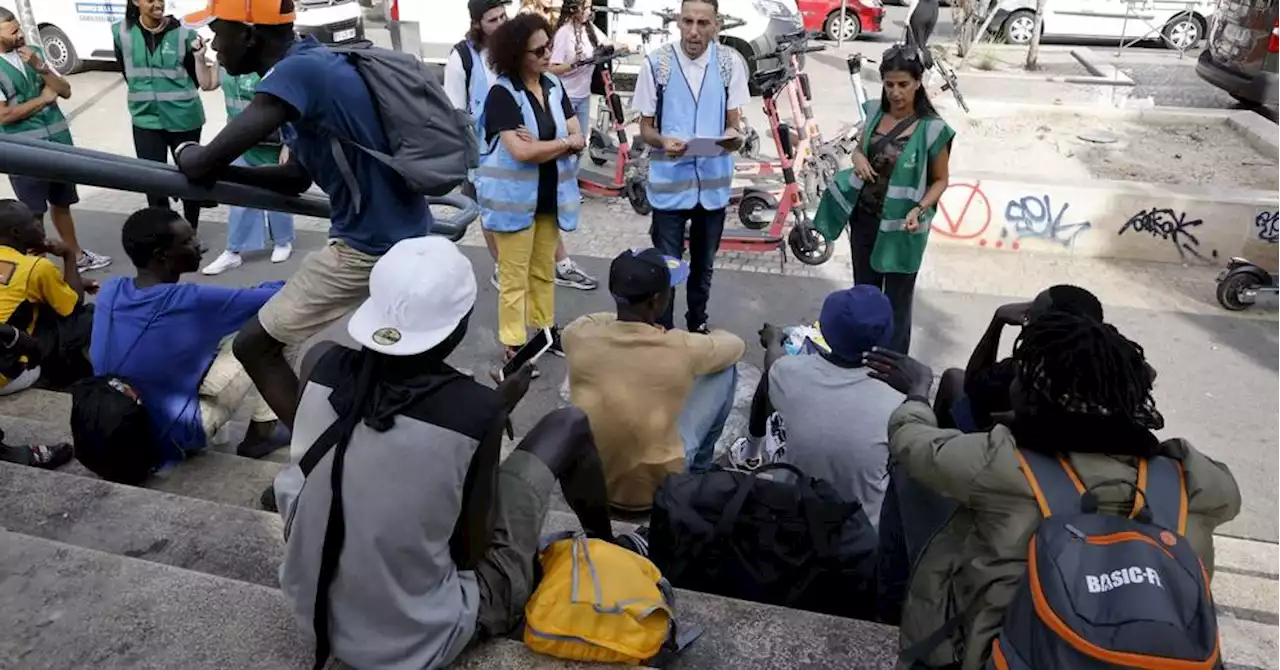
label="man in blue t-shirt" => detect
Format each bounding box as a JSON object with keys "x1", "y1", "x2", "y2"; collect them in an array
[
  {"x1": 91, "y1": 207, "x2": 287, "y2": 460},
  {"x1": 174, "y1": 0, "x2": 433, "y2": 428}
]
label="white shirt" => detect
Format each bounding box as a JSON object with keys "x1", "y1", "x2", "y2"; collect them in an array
[
  {"x1": 631, "y1": 41, "x2": 750, "y2": 118},
  {"x1": 443, "y1": 44, "x2": 497, "y2": 115}
]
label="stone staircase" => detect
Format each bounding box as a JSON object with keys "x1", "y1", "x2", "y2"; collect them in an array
[
  {"x1": 0, "y1": 389, "x2": 902, "y2": 669},
  {"x1": 1, "y1": 388, "x2": 1276, "y2": 669}
]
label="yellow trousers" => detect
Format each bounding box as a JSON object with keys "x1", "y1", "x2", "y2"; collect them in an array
[{"x1": 493, "y1": 213, "x2": 561, "y2": 346}]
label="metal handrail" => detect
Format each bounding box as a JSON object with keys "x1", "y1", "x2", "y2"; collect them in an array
[{"x1": 0, "y1": 135, "x2": 477, "y2": 241}]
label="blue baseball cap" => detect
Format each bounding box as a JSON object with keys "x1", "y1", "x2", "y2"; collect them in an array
[
  {"x1": 818, "y1": 286, "x2": 894, "y2": 361},
  {"x1": 609, "y1": 248, "x2": 689, "y2": 304}
]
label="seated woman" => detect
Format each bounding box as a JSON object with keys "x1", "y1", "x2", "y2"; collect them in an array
[
  {"x1": 477, "y1": 12, "x2": 586, "y2": 374},
  {"x1": 865, "y1": 312, "x2": 1241, "y2": 670}
]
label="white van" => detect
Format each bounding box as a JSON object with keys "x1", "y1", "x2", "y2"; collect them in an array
[
  {"x1": 398, "y1": 0, "x2": 804, "y2": 83},
  {"x1": 0, "y1": 0, "x2": 365, "y2": 75}
]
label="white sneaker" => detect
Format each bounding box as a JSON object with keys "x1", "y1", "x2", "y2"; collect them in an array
[
  {"x1": 201, "y1": 251, "x2": 243, "y2": 276},
  {"x1": 271, "y1": 243, "x2": 293, "y2": 263},
  {"x1": 76, "y1": 249, "x2": 112, "y2": 272}
]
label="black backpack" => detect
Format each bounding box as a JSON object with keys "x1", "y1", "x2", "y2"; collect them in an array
[
  {"x1": 647, "y1": 463, "x2": 879, "y2": 620},
  {"x1": 989, "y1": 449, "x2": 1222, "y2": 669},
  {"x1": 69, "y1": 289, "x2": 169, "y2": 485}
]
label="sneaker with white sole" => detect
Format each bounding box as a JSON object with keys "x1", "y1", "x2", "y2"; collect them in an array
[
  {"x1": 201, "y1": 250, "x2": 243, "y2": 276},
  {"x1": 271, "y1": 243, "x2": 293, "y2": 263},
  {"x1": 76, "y1": 249, "x2": 112, "y2": 272},
  {"x1": 555, "y1": 258, "x2": 599, "y2": 290}
]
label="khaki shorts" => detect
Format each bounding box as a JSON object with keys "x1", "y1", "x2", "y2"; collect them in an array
[{"x1": 257, "y1": 240, "x2": 380, "y2": 349}]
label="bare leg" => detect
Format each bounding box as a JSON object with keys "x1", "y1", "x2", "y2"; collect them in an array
[
  {"x1": 515, "y1": 407, "x2": 614, "y2": 541},
  {"x1": 44, "y1": 207, "x2": 83, "y2": 258},
  {"x1": 483, "y1": 229, "x2": 499, "y2": 263},
  {"x1": 555, "y1": 239, "x2": 568, "y2": 264},
  {"x1": 232, "y1": 316, "x2": 300, "y2": 430}
]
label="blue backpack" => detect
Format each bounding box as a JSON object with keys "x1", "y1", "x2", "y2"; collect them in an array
[{"x1": 989, "y1": 449, "x2": 1222, "y2": 669}]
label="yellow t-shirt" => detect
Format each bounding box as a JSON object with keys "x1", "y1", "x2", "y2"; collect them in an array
[
  {"x1": 562, "y1": 313, "x2": 745, "y2": 511},
  {"x1": 0, "y1": 245, "x2": 78, "y2": 387}
]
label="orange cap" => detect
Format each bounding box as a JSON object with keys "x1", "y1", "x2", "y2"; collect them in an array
[{"x1": 183, "y1": 0, "x2": 297, "y2": 28}]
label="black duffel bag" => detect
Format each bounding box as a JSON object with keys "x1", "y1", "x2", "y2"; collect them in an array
[{"x1": 648, "y1": 463, "x2": 878, "y2": 620}]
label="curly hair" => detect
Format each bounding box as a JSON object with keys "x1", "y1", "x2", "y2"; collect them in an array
[{"x1": 488, "y1": 13, "x2": 553, "y2": 80}]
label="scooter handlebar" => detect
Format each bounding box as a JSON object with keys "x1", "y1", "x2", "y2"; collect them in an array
[
  {"x1": 595, "y1": 6, "x2": 642, "y2": 15},
  {"x1": 775, "y1": 30, "x2": 809, "y2": 45},
  {"x1": 799, "y1": 44, "x2": 826, "y2": 54}
]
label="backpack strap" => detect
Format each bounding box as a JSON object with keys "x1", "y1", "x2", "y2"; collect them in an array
[
  {"x1": 1139, "y1": 456, "x2": 1189, "y2": 534},
  {"x1": 1014, "y1": 448, "x2": 1085, "y2": 518},
  {"x1": 454, "y1": 40, "x2": 474, "y2": 110}
]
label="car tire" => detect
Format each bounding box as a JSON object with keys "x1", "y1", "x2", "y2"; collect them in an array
[
  {"x1": 1161, "y1": 14, "x2": 1204, "y2": 50},
  {"x1": 39, "y1": 25, "x2": 81, "y2": 75},
  {"x1": 1002, "y1": 9, "x2": 1037, "y2": 45},
  {"x1": 823, "y1": 10, "x2": 862, "y2": 42}
]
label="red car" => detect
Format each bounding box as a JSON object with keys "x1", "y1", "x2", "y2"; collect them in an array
[{"x1": 798, "y1": 0, "x2": 884, "y2": 42}]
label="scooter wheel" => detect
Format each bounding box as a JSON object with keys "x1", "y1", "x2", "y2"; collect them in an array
[
  {"x1": 1216, "y1": 272, "x2": 1259, "y2": 311},
  {"x1": 626, "y1": 179, "x2": 652, "y2": 216},
  {"x1": 738, "y1": 193, "x2": 772, "y2": 230},
  {"x1": 789, "y1": 224, "x2": 834, "y2": 266},
  {"x1": 588, "y1": 133, "x2": 608, "y2": 167}
]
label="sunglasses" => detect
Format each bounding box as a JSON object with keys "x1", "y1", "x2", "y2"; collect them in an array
[{"x1": 528, "y1": 45, "x2": 550, "y2": 58}]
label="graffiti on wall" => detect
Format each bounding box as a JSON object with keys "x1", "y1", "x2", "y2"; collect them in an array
[
  {"x1": 1004, "y1": 195, "x2": 1092, "y2": 249},
  {"x1": 934, "y1": 182, "x2": 1092, "y2": 250},
  {"x1": 1255, "y1": 210, "x2": 1279, "y2": 244},
  {"x1": 1117, "y1": 208, "x2": 1218, "y2": 262}
]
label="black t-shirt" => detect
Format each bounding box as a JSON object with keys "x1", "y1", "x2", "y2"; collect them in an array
[{"x1": 483, "y1": 76, "x2": 577, "y2": 215}]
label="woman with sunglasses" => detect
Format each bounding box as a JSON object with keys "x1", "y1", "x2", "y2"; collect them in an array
[
  {"x1": 845, "y1": 44, "x2": 955, "y2": 355},
  {"x1": 478, "y1": 13, "x2": 586, "y2": 373}
]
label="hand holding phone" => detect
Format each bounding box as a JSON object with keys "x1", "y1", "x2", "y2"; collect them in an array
[{"x1": 500, "y1": 328, "x2": 554, "y2": 381}]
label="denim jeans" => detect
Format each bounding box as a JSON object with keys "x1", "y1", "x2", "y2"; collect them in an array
[
  {"x1": 650, "y1": 206, "x2": 727, "y2": 330},
  {"x1": 678, "y1": 365, "x2": 738, "y2": 473},
  {"x1": 226, "y1": 157, "x2": 296, "y2": 253},
  {"x1": 570, "y1": 97, "x2": 591, "y2": 136}
]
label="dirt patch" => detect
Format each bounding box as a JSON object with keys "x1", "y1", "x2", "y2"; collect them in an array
[
  {"x1": 951, "y1": 111, "x2": 1278, "y2": 190},
  {"x1": 955, "y1": 46, "x2": 1085, "y2": 77}
]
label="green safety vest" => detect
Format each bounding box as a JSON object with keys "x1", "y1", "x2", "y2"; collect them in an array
[
  {"x1": 219, "y1": 69, "x2": 281, "y2": 167},
  {"x1": 114, "y1": 21, "x2": 206, "y2": 132},
  {"x1": 0, "y1": 47, "x2": 73, "y2": 145}
]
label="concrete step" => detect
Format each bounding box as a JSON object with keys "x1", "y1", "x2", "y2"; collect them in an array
[
  {"x1": 0, "y1": 531, "x2": 629, "y2": 670},
  {"x1": 0, "y1": 462, "x2": 899, "y2": 669}
]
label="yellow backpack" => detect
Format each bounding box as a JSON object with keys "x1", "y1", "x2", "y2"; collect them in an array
[{"x1": 524, "y1": 533, "x2": 677, "y2": 664}]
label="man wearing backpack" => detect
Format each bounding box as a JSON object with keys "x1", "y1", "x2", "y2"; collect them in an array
[
  {"x1": 632, "y1": 0, "x2": 748, "y2": 332},
  {"x1": 445, "y1": 0, "x2": 601, "y2": 293},
  {"x1": 175, "y1": 0, "x2": 436, "y2": 429},
  {"x1": 864, "y1": 314, "x2": 1241, "y2": 669}
]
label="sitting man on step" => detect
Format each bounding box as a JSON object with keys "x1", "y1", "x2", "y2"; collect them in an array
[
  {"x1": 90, "y1": 207, "x2": 287, "y2": 462},
  {"x1": 0, "y1": 322, "x2": 72, "y2": 470},
  {"x1": 272, "y1": 236, "x2": 628, "y2": 670},
  {"x1": 562, "y1": 248, "x2": 744, "y2": 514}
]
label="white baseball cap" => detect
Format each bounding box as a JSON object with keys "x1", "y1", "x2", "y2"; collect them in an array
[{"x1": 347, "y1": 237, "x2": 477, "y2": 356}]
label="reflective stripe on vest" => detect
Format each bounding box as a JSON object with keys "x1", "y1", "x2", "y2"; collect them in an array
[
  {"x1": 846, "y1": 107, "x2": 948, "y2": 234},
  {"x1": 116, "y1": 22, "x2": 205, "y2": 130},
  {"x1": 645, "y1": 43, "x2": 734, "y2": 212},
  {"x1": 476, "y1": 76, "x2": 581, "y2": 233},
  {"x1": 0, "y1": 53, "x2": 73, "y2": 144}
]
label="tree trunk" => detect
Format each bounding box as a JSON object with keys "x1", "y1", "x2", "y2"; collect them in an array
[{"x1": 1026, "y1": 0, "x2": 1048, "y2": 70}]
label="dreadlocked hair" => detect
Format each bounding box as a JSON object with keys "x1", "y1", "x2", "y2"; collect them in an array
[{"x1": 1012, "y1": 312, "x2": 1162, "y2": 429}]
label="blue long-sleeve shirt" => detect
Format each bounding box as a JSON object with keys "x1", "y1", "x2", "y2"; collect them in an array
[{"x1": 90, "y1": 277, "x2": 283, "y2": 455}]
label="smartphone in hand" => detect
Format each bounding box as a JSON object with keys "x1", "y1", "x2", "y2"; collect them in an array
[{"x1": 500, "y1": 327, "x2": 554, "y2": 381}]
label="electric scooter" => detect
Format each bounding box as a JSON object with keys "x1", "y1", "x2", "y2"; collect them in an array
[
  {"x1": 1216, "y1": 258, "x2": 1278, "y2": 311},
  {"x1": 576, "y1": 46, "x2": 653, "y2": 215},
  {"x1": 717, "y1": 53, "x2": 834, "y2": 266}
]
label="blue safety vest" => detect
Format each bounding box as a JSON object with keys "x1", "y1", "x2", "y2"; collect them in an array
[
  {"x1": 646, "y1": 42, "x2": 734, "y2": 212},
  {"x1": 464, "y1": 41, "x2": 490, "y2": 139},
  {"x1": 475, "y1": 75, "x2": 580, "y2": 233}
]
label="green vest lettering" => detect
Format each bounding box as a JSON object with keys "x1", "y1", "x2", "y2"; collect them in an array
[
  {"x1": 0, "y1": 48, "x2": 73, "y2": 145},
  {"x1": 114, "y1": 22, "x2": 206, "y2": 132}
]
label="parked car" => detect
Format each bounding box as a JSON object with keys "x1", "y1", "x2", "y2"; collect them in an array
[
  {"x1": 1196, "y1": 0, "x2": 1278, "y2": 109},
  {"x1": 988, "y1": 0, "x2": 1215, "y2": 50},
  {"x1": 0, "y1": 0, "x2": 364, "y2": 75},
  {"x1": 798, "y1": 0, "x2": 885, "y2": 41}
]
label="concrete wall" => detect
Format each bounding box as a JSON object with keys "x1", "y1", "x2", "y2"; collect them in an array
[{"x1": 929, "y1": 174, "x2": 1278, "y2": 271}]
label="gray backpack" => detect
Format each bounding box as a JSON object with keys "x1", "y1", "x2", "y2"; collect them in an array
[
  {"x1": 326, "y1": 44, "x2": 479, "y2": 204},
  {"x1": 988, "y1": 449, "x2": 1221, "y2": 669}
]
